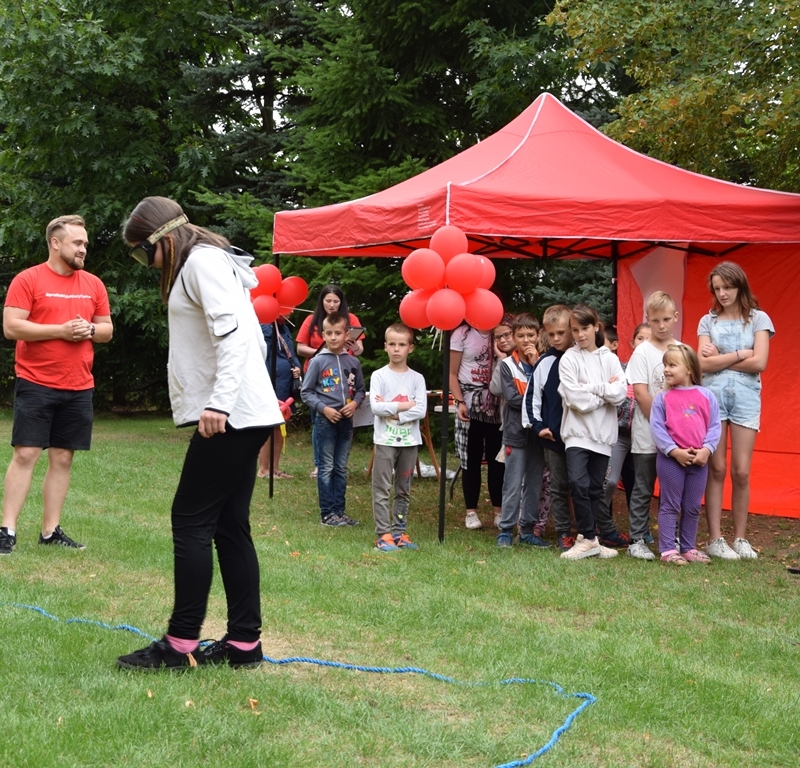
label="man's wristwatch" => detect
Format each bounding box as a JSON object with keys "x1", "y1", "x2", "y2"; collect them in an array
[{"x1": 89, "y1": 324, "x2": 96, "y2": 337}]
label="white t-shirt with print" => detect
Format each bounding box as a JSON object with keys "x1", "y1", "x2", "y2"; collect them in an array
[
  {"x1": 627, "y1": 338, "x2": 677, "y2": 454},
  {"x1": 450, "y1": 325, "x2": 492, "y2": 410}
]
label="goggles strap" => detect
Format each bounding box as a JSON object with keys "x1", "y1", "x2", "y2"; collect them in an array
[{"x1": 148, "y1": 214, "x2": 189, "y2": 245}]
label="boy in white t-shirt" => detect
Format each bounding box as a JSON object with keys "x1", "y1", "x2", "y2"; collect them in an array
[
  {"x1": 626, "y1": 291, "x2": 679, "y2": 560},
  {"x1": 369, "y1": 323, "x2": 428, "y2": 552}
]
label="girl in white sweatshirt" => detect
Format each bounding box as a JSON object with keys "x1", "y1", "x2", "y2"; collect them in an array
[{"x1": 557, "y1": 305, "x2": 627, "y2": 560}]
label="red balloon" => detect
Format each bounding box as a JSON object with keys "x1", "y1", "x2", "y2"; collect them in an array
[
  {"x1": 251, "y1": 264, "x2": 282, "y2": 298},
  {"x1": 276, "y1": 275, "x2": 309, "y2": 308},
  {"x1": 464, "y1": 289, "x2": 504, "y2": 331},
  {"x1": 429, "y1": 226, "x2": 469, "y2": 264},
  {"x1": 401, "y1": 248, "x2": 445, "y2": 291},
  {"x1": 426, "y1": 288, "x2": 466, "y2": 331},
  {"x1": 477, "y1": 256, "x2": 496, "y2": 289},
  {"x1": 445, "y1": 253, "x2": 481, "y2": 295},
  {"x1": 252, "y1": 294, "x2": 281, "y2": 324},
  {"x1": 399, "y1": 289, "x2": 434, "y2": 329}
]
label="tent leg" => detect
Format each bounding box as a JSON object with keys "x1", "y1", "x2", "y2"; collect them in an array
[{"x1": 438, "y1": 331, "x2": 451, "y2": 543}]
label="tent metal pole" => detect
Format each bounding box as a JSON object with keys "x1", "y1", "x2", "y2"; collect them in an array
[
  {"x1": 611, "y1": 241, "x2": 619, "y2": 325},
  {"x1": 268, "y1": 253, "x2": 281, "y2": 499},
  {"x1": 438, "y1": 330, "x2": 451, "y2": 543}
]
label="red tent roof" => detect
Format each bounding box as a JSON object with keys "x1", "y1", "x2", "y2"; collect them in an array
[{"x1": 272, "y1": 93, "x2": 800, "y2": 259}]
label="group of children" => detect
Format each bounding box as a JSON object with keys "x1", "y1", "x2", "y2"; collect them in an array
[{"x1": 298, "y1": 288, "x2": 752, "y2": 564}]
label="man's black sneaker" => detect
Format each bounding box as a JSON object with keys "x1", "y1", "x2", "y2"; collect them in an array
[
  {"x1": 117, "y1": 637, "x2": 198, "y2": 671},
  {"x1": 198, "y1": 635, "x2": 264, "y2": 668},
  {"x1": 39, "y1": 525, "x2": 85, "y2": 549},
  {"x1": 0, "y1": 527, "x2": 16, "y2": 555}
]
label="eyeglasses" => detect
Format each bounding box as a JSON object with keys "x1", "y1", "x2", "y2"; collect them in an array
[
  {"x1": 128, "y1": 214, "x2": 189, "y2": 267},
  {"x1": 494, "y1": 331, "x2": 513, "y2": 341}
]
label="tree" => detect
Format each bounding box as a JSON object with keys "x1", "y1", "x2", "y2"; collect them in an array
[
  {"x1": 0, "y1": 0, "x2": 313, "y2": 405},
  {"x1": 548, "y1": 0, "x2": 800, "y2": 191}
]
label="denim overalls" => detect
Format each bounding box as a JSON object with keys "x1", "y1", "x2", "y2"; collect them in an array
[{"x1": 701, "y1": 311, "x2": 763, "y2": 430}]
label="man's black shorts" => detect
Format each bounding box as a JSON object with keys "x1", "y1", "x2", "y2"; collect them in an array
[{"x1": 11, "y1": 378, "x2": 94, "y2": 451}]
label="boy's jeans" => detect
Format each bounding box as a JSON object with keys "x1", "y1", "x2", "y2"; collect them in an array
[
  {"x1": 543, "y1": 447, "x2": 571, "y2": 536},
  {"x1": 316, "y1": 415, "x2": 353, "y2": 520},
  {"x1": 628, "y1": 452, "x2": 657, "y2": 541},
  {"x1": 498, "y1": 439, "x2": 543, "y2": 534}
]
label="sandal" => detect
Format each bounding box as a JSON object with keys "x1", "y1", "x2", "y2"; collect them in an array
[
  {"x1": 682, "y1": 548, "x2": 711, "y2": 564},
  {"x1": 273, "y1": 470, "x2": 294, "y2": 479},
  {"x1": 660, "y1": 550, "x2": 688, "y2": 566}
]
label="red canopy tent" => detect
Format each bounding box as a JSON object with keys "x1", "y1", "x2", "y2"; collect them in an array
[{"x1": 273, "y1": 92, "x2": 800, "y2": 517}]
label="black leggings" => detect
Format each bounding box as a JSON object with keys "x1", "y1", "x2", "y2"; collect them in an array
[
  {"x1": 167, "y1": 424, "x2": 272, "y2": 642},
  {"x1": 462, "y1": 419, "x2": 504, "y2": 509}
]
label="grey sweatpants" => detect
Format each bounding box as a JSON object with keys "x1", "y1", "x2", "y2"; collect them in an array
[{"x1": 371, "y1": 444, "x2": 418, "y2": 536}]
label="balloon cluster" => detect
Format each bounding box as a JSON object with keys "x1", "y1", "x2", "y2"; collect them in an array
[
  {"x1": 399, "y1": 226, "x2": 503, "y2": 331},
  {"x1": 250, "y1": 264, "x2": 309, "y2": 324}
]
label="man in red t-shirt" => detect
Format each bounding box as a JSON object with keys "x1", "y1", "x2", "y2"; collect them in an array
[{"x1": 0, "y1": 215, "x2": 113, "y2": 555}]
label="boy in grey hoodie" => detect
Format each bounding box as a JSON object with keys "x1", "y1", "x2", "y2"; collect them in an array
[{"x1": 301, "y1": 312, "x2": 365, "y2": 526}]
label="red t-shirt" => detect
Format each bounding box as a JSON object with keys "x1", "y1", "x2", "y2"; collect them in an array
[
  {"x1": 5, "y1": 263, "x2": 111, "y2": 390},
  {"x1": 296, "y1": 311, "x2": 361, "y2": 373}
]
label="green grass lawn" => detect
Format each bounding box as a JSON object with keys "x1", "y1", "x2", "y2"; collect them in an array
[{"x1": 1, "y1": 413, "x2": 799, "y2": 767}]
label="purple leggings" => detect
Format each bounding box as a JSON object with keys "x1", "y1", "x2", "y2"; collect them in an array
[{"x1": 656, "y1": 452, "x2": 708, "y2": 554}]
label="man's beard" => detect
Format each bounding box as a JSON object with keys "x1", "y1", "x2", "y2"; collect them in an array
[{"x1": 61, "y1": 254, "x2": 85, "y2": 271}]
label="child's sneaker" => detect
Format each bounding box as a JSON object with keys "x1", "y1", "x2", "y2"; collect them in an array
[
  {"x1": 0, "y1": 527, "x2": 16, "y2": 556},
  {"x1": 375, "y1": 533, "x2": 400, "y2": 552},
  {"x1": 518, "y1": 533, "x2": 550, "y2": 548},
  {"x1": 706, "y1": 537, "x2": 740, "y2": 560},
  {"x1": 340, "y1": 514, "x2": 360, "y2": 526},
  {"x1": 732, "y1": 538, "x2": 758, "y2": 559},
  {"x1": 533, "y1": 524, "x2": 546, "y2": 539},
  {"x1": 628, "y1": 539, "x2": 656, "y2": 560},
  {"x1": 560, "y1": 534, "x2": 601, "y2": 560},
  {"x1": 643, "y1": 532, "x2": 655, "y2": 545},
  {"x1": 464, "y1": 511, "x2": 482, "y2": 530},
  {"x1": 197, "y1": 635, "x2": 264, "y2": 668},
  {"x1": 117, "y1": 637, "x2": 197, "y2": 671},
  {"x1": 556, "y1": 534, "x2": 575, "y2": 551},
  {"x1": 496, "y1": 531, "x2": 513, "y2": 548},
  {"x1": 321, "y1": 514, "x2": 349, "y2": 527},
  {"x1": 393, "y1": 533, "x2": 419, "y2": 550},
  {"x1": 660, "y1": 550, "x2": 688, "y2": 566},
  {"x1": 600, "y1": 530, "x2": 631, "y2": 548},
  {"x1": 39, "y1": 525, "x2": 85, "y2": 549}
]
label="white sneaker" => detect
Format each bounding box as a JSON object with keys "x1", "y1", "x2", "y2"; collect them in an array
[
  {"x1": 597, "y1": 544, "x2": 619, "y2": 559},
  {"x1": 560, "y1": 534, "x2": 601, "y2": 560},
  {"x1": 706, "y1": 537, "x2": 740, "y2": 560},
  {"x1": 628, "y1": 539, "x2": 656, "y2": 561},
  {"x1": 732, "y1": 538, "x2": 758, "y2": 559},
  {"x1": 465, "y1": 511, "x2": 483, "y2": 530}
]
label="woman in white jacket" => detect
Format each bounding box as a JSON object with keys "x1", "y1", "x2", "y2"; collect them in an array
[
  {"x1": 118, "y1": 197, "x2": 283, "y2": 671},
  {"x1": 558, "y1": 305, "x2": 627, "y2": 560}
]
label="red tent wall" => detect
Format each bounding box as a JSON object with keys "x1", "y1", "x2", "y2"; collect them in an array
[{"x1": 617, "y1": 247, "x2": 797, "y2": 517}]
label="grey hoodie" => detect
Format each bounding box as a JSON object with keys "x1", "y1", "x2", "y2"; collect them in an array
[{"x1": 301, "y1": 347, "x2": 365, "y2": 415}]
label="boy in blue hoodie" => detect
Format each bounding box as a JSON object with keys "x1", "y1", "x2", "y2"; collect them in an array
[
  {"x1": 523, "y1": 305, "x2": 574, "y2": 550},
  {"x1": 301, "y1": 312, "x2": 365, "y2": 526}
]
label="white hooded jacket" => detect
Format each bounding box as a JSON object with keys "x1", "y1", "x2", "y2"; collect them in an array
[
  {"x1": 167, "y1": 244, "x2": 284, "y2": 429},
  {"x1": 557, "y1": 344, "x2": 626, "y2": 456}
]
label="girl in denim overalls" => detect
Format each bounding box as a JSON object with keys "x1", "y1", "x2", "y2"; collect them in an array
[{"x1": 697, "y1": 262, "x2": 774, "y2": 560}]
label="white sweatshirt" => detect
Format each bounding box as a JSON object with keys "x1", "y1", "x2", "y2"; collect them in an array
[
  {"x1": 167, "y1": 245, "x2": 284, "y2": 429},
  {"x1": 557, "y1": 345, "x2": 626, "y2": 456}
]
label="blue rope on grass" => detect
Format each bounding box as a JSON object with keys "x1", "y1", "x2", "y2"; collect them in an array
[{"x1": 4, "y1": 601, "x2": 596, "y2": 767}]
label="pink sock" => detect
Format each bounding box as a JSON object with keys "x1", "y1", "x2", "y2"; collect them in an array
[
  {"x1": 227, "y1": 639, "x2": 260, "y2": 652},
  {"x1": 166, "y1": 634, "x2": 199, "y2": 654}
]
